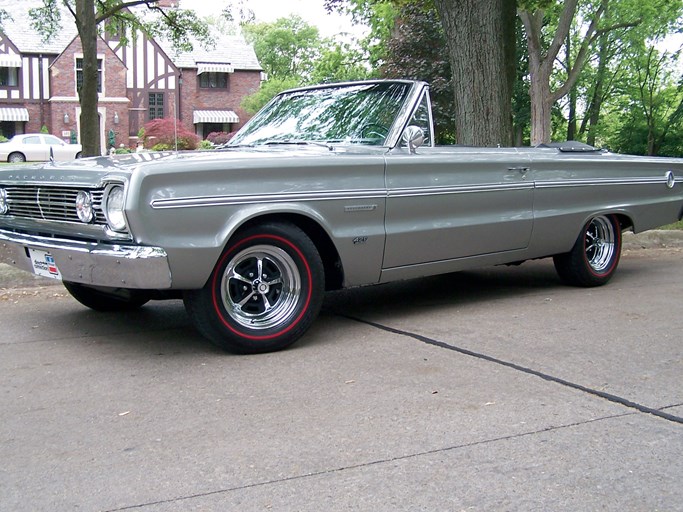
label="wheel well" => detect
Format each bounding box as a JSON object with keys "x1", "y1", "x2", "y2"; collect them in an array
[
  {"x1": 8, "y1": 151, "x2": 25, "y2": 161},
  {"x1": 236, "y1": 213, "x2": 344, "y2": 291},
  {"x1": 614, "y1": 213, "x2": 634, "y2": 233}
]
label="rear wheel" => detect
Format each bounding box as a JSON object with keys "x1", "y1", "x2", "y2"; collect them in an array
[
  {"x1": 184, "y1": 223, "x2": 324, "y2": 354},
  {"x1": 553, "y1": 214, "x2": 622, "y2": 287},
  {"x1": 63, "y1": 282, "x2": 150, "y2": 311}
]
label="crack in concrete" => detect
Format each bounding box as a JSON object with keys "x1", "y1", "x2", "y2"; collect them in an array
[
  {"x1": 103, "y1": 412, "x2": 634, "y2": 511},
  {"x1": 344, "y1": 314, "x2": 683, "y2": 425}
]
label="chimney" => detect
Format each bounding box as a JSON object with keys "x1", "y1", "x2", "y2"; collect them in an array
[{"x1": 155, "y1": 0, "x2": 177, "y2": 8}]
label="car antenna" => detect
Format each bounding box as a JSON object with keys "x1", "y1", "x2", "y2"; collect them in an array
[{"x1": 173, "y1": 101, "x2": 179, "y2": 154}]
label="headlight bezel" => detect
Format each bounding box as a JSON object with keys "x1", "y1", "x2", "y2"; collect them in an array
[
  {"x1": 75, "y1": 190, "x2": 94, "y2": 223},
  {"x1": 103, "y1": 183, "x2": 128, "y2": 233}
]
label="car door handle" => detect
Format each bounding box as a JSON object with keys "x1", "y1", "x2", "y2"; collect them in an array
[{"x1": 507, "y1": 167, "x2": 529, "y2": 175}]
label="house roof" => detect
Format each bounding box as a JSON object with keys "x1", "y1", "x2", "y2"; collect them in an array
[
  {"x1": 0, "y1": 0, "x2": 77, "y2": 54},
  {"x1": 0, "y1": 0, "x2": 261, "y2": 71}
]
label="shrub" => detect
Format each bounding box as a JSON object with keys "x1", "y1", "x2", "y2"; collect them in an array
[
  {"x1": 142, "y1": 118, "x2": 200, "y2": 150},
  {"x1": 206, "y1": 131, "x2": 234, "y2": 146},
  {"x1": 198, "y1": 140, "x2": 214, "y2": 150},
  {"x1": 151, "y1": 143, "x2": 173, "y2": 151}
]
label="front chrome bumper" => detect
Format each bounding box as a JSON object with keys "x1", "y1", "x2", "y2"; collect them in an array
[{"x1": 0, "y1": 229, "x2": 172, "y2": 289}]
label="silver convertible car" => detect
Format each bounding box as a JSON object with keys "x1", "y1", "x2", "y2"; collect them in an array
[{"x1": 1, "y1": 80, "x2": 682, "y2": 353}]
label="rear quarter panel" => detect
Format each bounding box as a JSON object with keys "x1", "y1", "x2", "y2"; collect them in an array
[{"x1": 528, "y1": 150, "x2": 683, "y2": 257}]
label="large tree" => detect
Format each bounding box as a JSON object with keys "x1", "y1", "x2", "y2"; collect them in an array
[
  {"x1": 432, "y1": 0, "x2": 516, "y2": 146},
  {"x1": 327, "y1": 0, "x2": 516, "y2": 146},
  {"x1": 29, "y1": 0, "x2": 210, "y2": 157}
]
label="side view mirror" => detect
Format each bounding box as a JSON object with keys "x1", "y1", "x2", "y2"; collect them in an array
[{"x1": 402, "y1": 125, "x2": 424, "y2": 154}]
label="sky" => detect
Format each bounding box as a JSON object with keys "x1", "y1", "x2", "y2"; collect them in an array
[{"x1": 192, "y1": 0, "x2": 366, "y2": 39}]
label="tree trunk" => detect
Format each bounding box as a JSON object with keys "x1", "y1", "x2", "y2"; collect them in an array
[
  {"x1": 75, "y1": 0, "x2": 101, "y2": 157},
  {"x1": 433, "y1": 0, "x2": 515, "y2": 146}
]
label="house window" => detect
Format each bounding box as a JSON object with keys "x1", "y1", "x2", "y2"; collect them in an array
[
  {"x1": 76, "y1": 58, "x2": 102, "y2": 93},
  {"x1": 148, "y1": 93, "x2": 164, "y2": 120},
  {"x1": 0, "y1": 67, "x2": 18, "y2": 87},
  {"x1": 199, "y1": 72, "x2": 228, "y2": 89}
]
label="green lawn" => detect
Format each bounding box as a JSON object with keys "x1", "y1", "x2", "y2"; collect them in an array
[{"x1": 661, "y1": 220, "x2": 683, "y2": 230}]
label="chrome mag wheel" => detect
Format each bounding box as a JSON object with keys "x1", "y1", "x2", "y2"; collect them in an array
[
  {"x1": 584, "y1": 215, "x2": 617, "y2": 273},
  {"x1": 220, "y1": 245, "x2": 302, "y2": 330}
]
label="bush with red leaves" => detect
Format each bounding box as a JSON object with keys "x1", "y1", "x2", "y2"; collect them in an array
[
  {"x1": 142, "y1": 118, "x2": 201, "y2": 150},
  {"x1": 206, "y1": 131, "x2": 235, "y2": 146}
]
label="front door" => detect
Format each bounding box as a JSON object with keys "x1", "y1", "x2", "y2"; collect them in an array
[{"x1": 383, "y1": 147, "x2": 534, "y2": 269}]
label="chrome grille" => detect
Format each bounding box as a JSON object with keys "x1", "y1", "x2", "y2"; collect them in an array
[{"x1": 5, "y1": 186, "x2": 107, "y2": 224}]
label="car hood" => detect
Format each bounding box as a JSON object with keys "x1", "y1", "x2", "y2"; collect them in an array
[{"x1": 0, "y1": 145, "x2": 389, "y2": 187}]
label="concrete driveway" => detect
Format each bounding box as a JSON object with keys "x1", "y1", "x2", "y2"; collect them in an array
[{"x1": 0, "y1": 241, "x2": 681, "y2": 511}]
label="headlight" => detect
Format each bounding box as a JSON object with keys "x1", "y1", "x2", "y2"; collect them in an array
[
  {"x1": 75, "y1": 190, "x2": 93, "y2": 223},
  {"x1": 104, "y1": 185, "x2": 127, "y2": 231},
  {"x1": 0, "y1": 188, "x2": 7, "y2": 214}
]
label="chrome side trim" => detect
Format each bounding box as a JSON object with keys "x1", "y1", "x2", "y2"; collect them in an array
[
  {"x1": 151, "y1": 189, "x2": 387, "y2": 209},
  {"x1": 535, "y1": 176, "x2": 679, "y2": 189},
  {"x1": 388, "y1": 183, "x2": 534, "y2": 198},
  {"x1": 148, "y1": 175, "x2": 678, "y2": 211},
  {"x1": 150, "y1": 183, "x2": 533, "y2": 210}
]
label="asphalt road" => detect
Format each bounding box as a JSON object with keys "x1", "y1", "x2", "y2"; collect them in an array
[{"x1": 0, "y1": 240, "x2": 682, "y2": 511}]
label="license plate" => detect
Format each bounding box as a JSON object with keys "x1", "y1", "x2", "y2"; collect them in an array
[{"x1": 28, "y1": 249, "x2": 62, "y2": 280}]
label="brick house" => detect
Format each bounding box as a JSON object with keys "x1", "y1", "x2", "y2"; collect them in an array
[{"x1": 0, "y1": 0, "x2": 262, "y2": 152}]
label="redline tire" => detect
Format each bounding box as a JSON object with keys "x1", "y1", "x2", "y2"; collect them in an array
[
  {"x1": 553, "y1": 214, "x2": 622, "y2": 287},
  {"x1": 184, "y1": 223, "x2": 325, "y2": 354}
]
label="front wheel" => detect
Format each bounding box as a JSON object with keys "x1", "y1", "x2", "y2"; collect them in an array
[
  {"x1": 63, "y1": 282, "x2": 150, "y2": 311},
  {"x1": 184, "y1": 223, "x2": 325, "y2": 354},
  {"x1": 553, "y1": 214, "x2": 622, "y2": 287}
]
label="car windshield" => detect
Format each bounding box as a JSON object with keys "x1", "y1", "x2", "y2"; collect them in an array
[{"x1": 229, "y1": 82, "x2": 412, "y2": 147}]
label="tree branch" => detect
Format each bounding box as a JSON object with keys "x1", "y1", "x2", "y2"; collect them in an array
[{"x1": 95, "y1": 0, "x2": 155, "y2": 25}]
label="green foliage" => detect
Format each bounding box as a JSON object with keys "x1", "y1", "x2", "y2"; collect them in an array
[
  {"x1": 0, "y1": 8, "x2": 10, "y2": 27},
  {"x1": 380, "y1": 1, "x2": 455, "y2": 143},
  {"x1": 198, "y1": 140, "x2": 214, "y2": 150},
  {"x1": 310, "y1": 42, "x2": 373, "y2": 84},
  {"x1": 324, "y1": 0, "x2": 397, "y2": 68},
  {"x1": 241, "y1": 77, "x2": 301, "y2": 115},
  {"x1": 40, "y1": 125, "x2": 49, "y2": 134},
  {"x1": 603, "y1": 47, "x2": 683, "y2": 156},
  {"x1": 242, "y1": 16, "x2": 322, "y2": 82}
]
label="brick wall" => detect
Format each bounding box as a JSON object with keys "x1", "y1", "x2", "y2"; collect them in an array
[
  {"x1": 179, "y1": 69, "x2": 261, "y2": 135},
  {"x1": 50, "y1": 37, "x2": 129, "y2": 149}
]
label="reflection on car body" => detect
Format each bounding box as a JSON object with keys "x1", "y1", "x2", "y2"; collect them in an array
[{"x1": 0, "y1": 80, "x2": 682, "y2": 354}]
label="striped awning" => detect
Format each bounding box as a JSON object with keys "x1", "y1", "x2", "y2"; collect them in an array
[
  {"x1": 193, "y1": 110, "x2": 239, "y2": 124},
  {"x1": 0, "y1": 107, "x2": 29, "y2": 122},
  {"x1": 196, "y1": 62, "x2": 234, "y2": 75},
  {"x1": 0, "y1": 54, "x2": 22, "y2": 67}
]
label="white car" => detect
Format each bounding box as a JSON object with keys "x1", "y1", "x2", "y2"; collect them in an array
[{"x1": 0, "y1": 133, "x2": 82, "y2": 163}]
